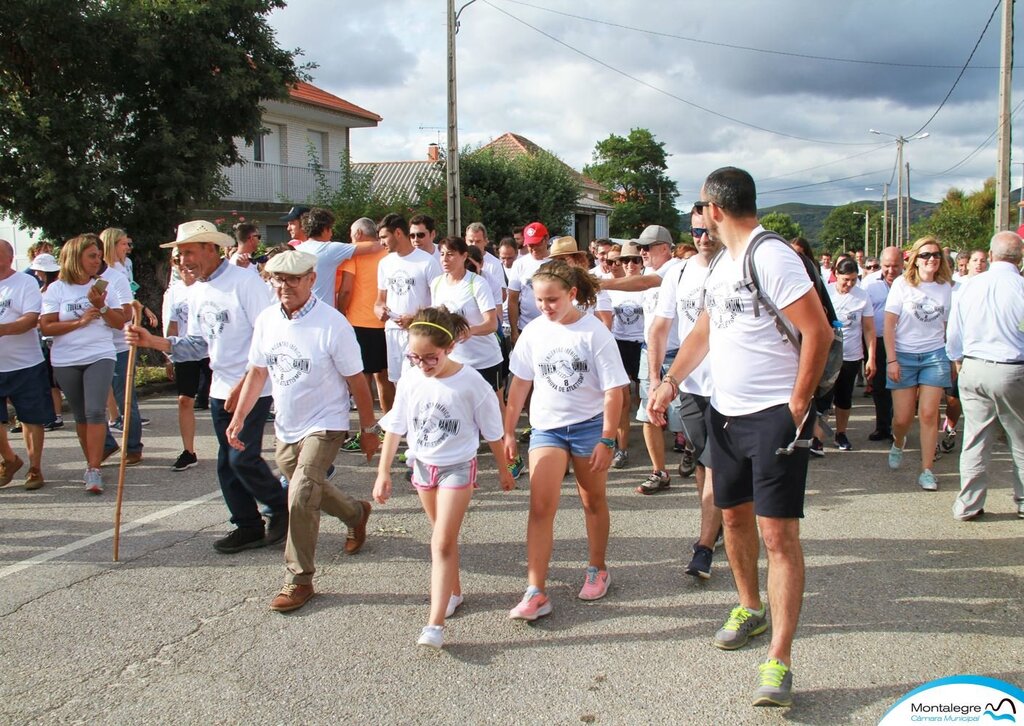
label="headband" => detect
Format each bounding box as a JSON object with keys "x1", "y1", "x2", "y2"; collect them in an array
[
  {"x1": 536, "y1": 270, "x2": 575, "y2": 288},
  {"x1": 409, "y1": 321, "x2": 453, "y2": 340}
]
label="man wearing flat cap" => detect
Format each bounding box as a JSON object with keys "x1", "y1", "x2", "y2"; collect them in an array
[
  {"x1": 126, "y1": 220, "x2": 287, "y2": 555},
  {"x1": 226, "y1": 250, "x2": 380, "y2": 612}
]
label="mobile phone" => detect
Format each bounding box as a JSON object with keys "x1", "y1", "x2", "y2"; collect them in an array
[{"x1": 92, "y1": 279, "x2": 108, "y2": 294}]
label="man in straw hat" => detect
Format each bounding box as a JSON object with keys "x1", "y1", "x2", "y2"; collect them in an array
[
  {"x1": 226, "y1": 250, "x2": 381, "y2": 612},
  {"x1": 126, "y1": 220, "x2": 288, "y2": 554}
]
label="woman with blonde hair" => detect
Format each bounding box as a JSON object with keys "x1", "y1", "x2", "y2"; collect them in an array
[
  {"x1": 883, "y1": 236, "x2": 954, "y2": 491},
  {"x1": 40, "y1": 234, "x2": 129, "y2": 492}
]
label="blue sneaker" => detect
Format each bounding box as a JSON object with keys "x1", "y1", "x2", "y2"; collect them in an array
[
  {"x1": 917, "y1": 469, "x2": 938, "y2": 491},
  {"x1": 508, "y1": 455, "x2": 525, "y2": 479},
  {"x1": 888, "y1": 444, "x2": 904, "y2": 470}
]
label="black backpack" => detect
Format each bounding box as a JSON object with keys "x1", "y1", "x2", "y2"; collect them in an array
[{"x1": 707, "y1": 231, "x2": 845, "y2": 400}]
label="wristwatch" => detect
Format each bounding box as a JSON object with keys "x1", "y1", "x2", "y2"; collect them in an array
[
  {"x1": 362, "y1": 423, "x2": 382, "y2": 435},
  {"x1": 98, "y1": 305, "x2": 109, "y2": 314}
]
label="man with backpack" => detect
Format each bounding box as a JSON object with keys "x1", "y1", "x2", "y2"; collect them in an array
[{"x1": 647, "y1": 167, "x2": 833, "y2": 708}]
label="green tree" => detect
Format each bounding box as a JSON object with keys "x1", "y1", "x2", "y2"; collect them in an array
[
  {"x1": 912, "y1": 180, "x2": 993, "y2": 250},
  {"x1": 0, "y1": 0, "x2": 302, "y2": 247},
  {"x1": 416, "y1": 146, "x2": 579, "y2": 238},
  {"x1": 759, "y1": 212, "x2": 804, "y2": 241},
  {"x1": 819, "y1": 203, "x2": 882, "y2": 255},
  {"x1": 584, "y1": 128, "x2": 680, "y2": 238}
]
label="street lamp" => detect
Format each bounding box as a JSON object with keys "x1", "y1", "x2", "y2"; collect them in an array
[{"x1": 869, "y1": 129, "x2": 929, "y2": 246}]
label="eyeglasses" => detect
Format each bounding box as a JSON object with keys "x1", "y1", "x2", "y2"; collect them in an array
[
  {"x1": 405, "y1": 352, "x2": 440, "y2": 367},
  {"x1": 269, "y1": 273, "x2": 309, "y2": 288},
  {"x1": 620, "y1": 256, "x2": 643, "y2": 265},
  {"x1": 692, "y1": 200, "x2": 715, "y2": 213},
  {"x1": 917, "y1": 252, "x2": 942, "y2": 260},
  {"x1": 691, "y1": 227, "x2": 707, "y2": 238},
  {"x1": 863, "y1": 264, "x2": 880, "y2": 271},
  {"x1": 409, "y1": 232, "x2": 428, "y2": 239}
]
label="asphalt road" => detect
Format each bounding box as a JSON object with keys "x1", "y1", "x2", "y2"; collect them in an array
[{"x1": 0, "y1": 390, "x2": 1020, "y2": 725}]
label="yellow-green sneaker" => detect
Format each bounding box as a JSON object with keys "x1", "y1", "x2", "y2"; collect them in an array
[
  {"x1": 713, "y1": 604, "x2": 768, "y2": 650},
  {"x1": 340, "y1": 434, "x2": 362, "y2": 453},
  {"x1": 752, "y1": 658, "x2": 793, "y2": 707}
]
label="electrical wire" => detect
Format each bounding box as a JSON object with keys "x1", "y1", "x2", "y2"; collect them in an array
[
  {"x1": 920, "y1": 97, "x2": 1024, "y2": 177},
  {"x1": 491, "y1": 0, "x2": 1001, "y2": 70},
  {"x1": 757, "y1": 144, "x2": 892, "y2": 182},
  {"x1": 759, "y1": 169, "x2": 892, "y2": 196},
  {"x1": 481, "y1": 0, "x2": 879, "y2": 147}
]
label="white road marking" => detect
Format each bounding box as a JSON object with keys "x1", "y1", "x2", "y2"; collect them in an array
[{"x1": 0, "y1": 490, "x2": 222, "y2": 580}]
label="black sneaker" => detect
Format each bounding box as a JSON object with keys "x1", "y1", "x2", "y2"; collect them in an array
[
  {"x1": 678, "y1": 447, "x2": 697, "y2": 477},
  {"x1": 867, "y1": 429, "x2": 893, "y2": 442},
  {"x1": 809, "y1": 438, "x2": 825, "y2": 457},
  {"x1": 265, "y1": 512, "x2": 289, "y2": 546},
  {"x1": 171, "y1": 450, "x2": 198, "y2": 472},
  {"x1": 834, "y1": 433, "x2": 853, "y2": 451},
  {"x1": 43, "y1": 418, "x2": 64, "y2": 431},
  {"x1": 685, "y1": 543, "x2": 713, "y2": 579},
  {"x1": 213, "y1": 527, "x2": 266, "y2": 554}
]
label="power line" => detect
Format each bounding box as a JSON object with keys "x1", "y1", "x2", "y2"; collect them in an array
[
  {"x1": 491, "y1": 0, "x2": 1001, "y2": 70},
  {"x1": 757, "y1": 144, "x2": 892, "y2": 182},
  {"x1": 759, "y1": 168, "x2": 891, "y2": 196},
  {"x1": 481, "y1": 0, "x2": 879, "y2": 147},
  {"x1": 920, "y1": 97, "x2": 1024, "y2": 177},
  {"x1": 907, "y1": 0, "x2": 1001, "y2": 138}
]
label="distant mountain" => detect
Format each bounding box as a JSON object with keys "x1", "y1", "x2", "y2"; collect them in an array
[{"x1": 758, "y1": 198, "x2": 940, "y2": 244}]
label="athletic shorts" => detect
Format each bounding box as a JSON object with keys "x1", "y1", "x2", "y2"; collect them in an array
[
  {"x1": 411, "y1": 458, "x2": 478, "y2": 491},
  {"x1": 887, "y1": 347, "x2": 950, "y2": 390},
  {"x1": 473, "y1": 363, "x2": 503, "y2": 391},
  {"x1": 529, "y1": 413, "x2": 604, "y2": 458},
  {"x1": 616, "y1": 339, "x2": 643, "y2": 381},
  {"x1": 173, "y1": 358, "x2": 211, "y2": 399},
  {"x1": 677, "y1": 392, "x2": 711, "y2": 467},
  {"x1": 707, "y1": 403, "x2": 810, "y2": 518},
  {"x1": 385, "y1": 327, "x2": 410, "y2": 383},
  {"x1": 0, "y1": 362, "x2": 56, "y2": 425},
  {"x1": 353, "y1": 326, "x2": 388, "y2": 375}
]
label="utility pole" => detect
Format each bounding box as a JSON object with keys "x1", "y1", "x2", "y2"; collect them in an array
[
  {"x1": 882, "y1": 182, "x2": 889, "y2": 248},
  {"x1": 446, "y1": 0, "x2": 478, "y2": 236},
  {"x1": 905, "y1": 162, "x2": 911, "y2": 242},
  {"x1": 995, "y1": 0, "x2": 1014, "y2": 231},
  {"x1": 896, "y1": 139, "x2": 904, "y2": 246}
]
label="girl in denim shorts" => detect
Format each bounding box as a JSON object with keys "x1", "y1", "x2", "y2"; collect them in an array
[
  {"x1": 373, "y1": 307, "x2": 514, "y2": 650},
  {"x1": 503, "y1": 260, "x2": 629, "y2": 621}
]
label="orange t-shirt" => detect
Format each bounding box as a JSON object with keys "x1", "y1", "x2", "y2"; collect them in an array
[{"x1": 338, "y1": 246, "x2": 388, "y2": 328}]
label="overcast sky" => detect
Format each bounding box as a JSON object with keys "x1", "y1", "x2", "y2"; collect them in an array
[{"x1": 268, "y1": 0, "x2": 1024, "y2": 208}]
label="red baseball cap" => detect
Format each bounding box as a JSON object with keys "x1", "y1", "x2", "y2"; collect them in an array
[{"x1": 522, "y1": 222, "x2": 549, "y2": 245}]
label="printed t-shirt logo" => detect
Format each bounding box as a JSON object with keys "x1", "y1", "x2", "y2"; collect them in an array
[
  {"x1": 705, "y1": 281, "x2": 743, "y2": 329},
  {"x1": 676, "y1": 286, "x2": 702, "y2": 323},
  {"x1": 0, "y1": 292, "x2": 12, "y2": 317},
  {"x1": 266, "y1": 341, "x2": 311, "y2": 387},
  {"x1": 413, "y1": 401, "x2": 461, "y2": 447},
  {"x1": 196, "y1": 301, "x2": 230, "y2": 338},
  {"x1": 539, "y1": 346, "x2": 589, "y2": 392},
  {"x1": 614, "y1": 302, "x2": 642, "y2": 326},
  {"x1": 65, "y1": 297, "x2": 92, "y2": 319},
  {"x1": 912, "y1": 297, "x2": 944, "y2": 322},
  {"x1": 172, "y1": 301, "x2": 189, "y2": 328},
  {"x1": 387, "y1": 271, "x2": 414, "y2": 297}
]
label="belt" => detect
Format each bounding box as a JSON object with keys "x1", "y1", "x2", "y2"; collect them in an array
[{"x1": 964, "y1": 355, "x2": 1024, "y2": 365}]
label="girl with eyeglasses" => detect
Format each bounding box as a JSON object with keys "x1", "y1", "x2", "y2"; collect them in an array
[
  {"x1": 883, "y1": 236, "x2": 954, "y2": 491},
  {"x1": 373, "y1": 306, "x2": 514, "y2": 650}
]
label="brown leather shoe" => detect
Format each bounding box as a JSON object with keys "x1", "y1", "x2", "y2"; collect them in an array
[
  {"x1": 24, "y1": 468, "x2": 44, "y2": 491},
  {"x1": 0, "y1": 455, "x2": 24, "y2": 486},
  {"x1": 101, "y1": 446, "x2": 119, "y2": 464},
  {"x1": 269, "y1": 583, "x2": 314, "y2": 612},
  {"x1": 344, "y1": 501, "x2": 372, "y2": 555},
  {"x1": 125, "y1": 452, "x2": 143, "y2": 467}
]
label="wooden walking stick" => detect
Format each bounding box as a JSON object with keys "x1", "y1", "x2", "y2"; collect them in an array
[{"x1": 113, "y1": 301, "x2": 144, "y2": 562}]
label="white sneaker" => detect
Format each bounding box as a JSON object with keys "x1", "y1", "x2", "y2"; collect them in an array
[
  {"x1": 84, "y1": 468, "x2": 103, "y2": 494},
  {"x1": 417, "y1": 625, "x2": 444, "y2": 649},
  {"x1": 445, "y1": 594, "x2": 464, "y2": 618}
]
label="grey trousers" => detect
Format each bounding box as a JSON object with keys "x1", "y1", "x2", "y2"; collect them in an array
[{"x1": 952, "y1": 358, "x2": 1024, "y2": 519}]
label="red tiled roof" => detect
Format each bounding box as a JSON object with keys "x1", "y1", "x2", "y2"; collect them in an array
[
  {"x1": 483, "y1": 132, "x2": 606, "y2": 193},
  {"x1": 288, "y1": 81, "x2": 382, "y2": 122}
]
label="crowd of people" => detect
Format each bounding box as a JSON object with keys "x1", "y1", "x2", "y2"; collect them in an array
[{"x1": 2, "y1": 167, "x2": 1022, "y2": 710}]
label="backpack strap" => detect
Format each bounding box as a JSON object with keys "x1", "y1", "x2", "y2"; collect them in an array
[{"x1": 741, "y1": 231, "x2": 801, "y2": 349}]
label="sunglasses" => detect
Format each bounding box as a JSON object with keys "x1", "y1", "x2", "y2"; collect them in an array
[
  {"x1": 620, "y1": 256, "x2": 643, "y2": 265},
  {"x1": 409, "y1": 232, "x2": 428, "y2": 239},
  {"x1": 691, "y1": 227, "x2": 707, "y2": 238},
  {"x1": 864, "y1": 264, "x2": 880, "y2": 271},
  {"x1": 917, "y1": 252, "x2": 942, "y2": 260},
  {"x1": 692, "y1": 200, "x2": 714, "y2": 213},
  {"x1": 405, "y1": 352, "x2": 440, "y2": 367}
]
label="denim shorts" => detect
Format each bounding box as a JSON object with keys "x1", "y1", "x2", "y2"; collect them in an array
[
  {"x1": 887, "y1": 347, "x2": 951, "y2": 390},
  {"x1": 529, "y1": 413, "x2": 604, "y2": 457}
]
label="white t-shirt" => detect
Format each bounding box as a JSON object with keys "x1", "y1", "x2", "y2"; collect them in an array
[
  {"x1": 429, "y1": 272, "x2": 503, "y2": 369},
  {"x1": 701, "y1": 230, "x2": 813, "y2": 416},
  {"x1": 377, "y1": 248, "x2": 442, "y2": 328},
  {"x1": 828, "y1": 283, "x2": 874, "y2": 361},
  {"x1": 863, "y1": 276, "x2": 892, "y2": 325},
  {"x1": 656, "y1": 258, "x2": 713, "y2": 396},
  {"x1": 643, "y1": 259, "x2": 682, "y2": 350},
  {"x1": 884, "y1": 276, "x2": 952, "y2": 354},
  {"x1": 380, "y1": 365, "x2": 503, "y2": 466},
  {"x1": 186, "y1": 262, "x2": 274, "y2": 399},
  {"x1": 295, "y1": 239, "x2": 357, "y2": 307},
  {"x1": 102, "y1": 265, "x2": 135, "y2": 354},
  {"x1": 507, "y1": 254, "x2": 548, "y2": 329},
  {"x1": 42, "y1": 278, "x2": 130, "y2": 366},
  {"x1": 162, "y1": 281, "x2": 206, "y2": 363},
  {"x1": 229, "y1": 252, "x2": 260, "y2": 276},
  {"x1": 480, "y1": 251, "x2": 507, "y2": 307},
  {"x1": 510, "y1": 313, "x2": 628, "y2": 430},
  {"x1": 0, "y1": 272, "x2": 44, "y2": 372},
  {"x1": 608, "y1": 288, "x2": 645, "y2": 343},
  {"x1": 249, "y1": 298, "x2": 363, "y2": 443}
]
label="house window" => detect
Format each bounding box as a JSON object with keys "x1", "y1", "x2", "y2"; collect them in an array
[
  {"x1": 253, "y1": 134, "x2": 265, "y2": 162},
  {"x1": 306, "y1": 129, "x2": 327, "y2": 167}
]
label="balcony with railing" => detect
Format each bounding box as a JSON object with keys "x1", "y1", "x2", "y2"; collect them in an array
[{"x1": 220, "y1": 161, "x2": 342, "y2": 204}]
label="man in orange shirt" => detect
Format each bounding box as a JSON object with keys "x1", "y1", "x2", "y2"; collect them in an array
[{"x1": 337, "y1": 217, "x2": 392, "y2": 414}]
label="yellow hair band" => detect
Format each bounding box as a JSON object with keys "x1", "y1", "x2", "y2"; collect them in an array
[{"x1": 409, "y1": 321, "x2": 453, "y2": 340}]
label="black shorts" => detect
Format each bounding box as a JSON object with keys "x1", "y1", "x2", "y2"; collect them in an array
[
  {"x1": 616, "y1": 339, "x2": 643, "y2": 381},
  {"x1": 174, "y1": 358, "x2": 211, "y2": 399},
  {"x1": 707, "y1": 403, "x2": 810, "y2": 518},
  {"x1": 353, "y1": 326, "x2": 387, "y2": 375},
  {"x1": 0, "y1": 362, "x2": 57, "y2": 425},
  {"x1": 678, "y1": 392, "x2": 710, "y2": 467},
  {"x1": 474, "y1": 363, "x2": 503, "y2": 391}
]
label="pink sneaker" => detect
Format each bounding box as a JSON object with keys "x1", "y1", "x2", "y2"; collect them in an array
[
  {"x1": 578, "y1": 566, "x2": 610, "y2": 601},
  {"x1": 508, "y1": 590, "x2": 552, "y2": 621}
]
